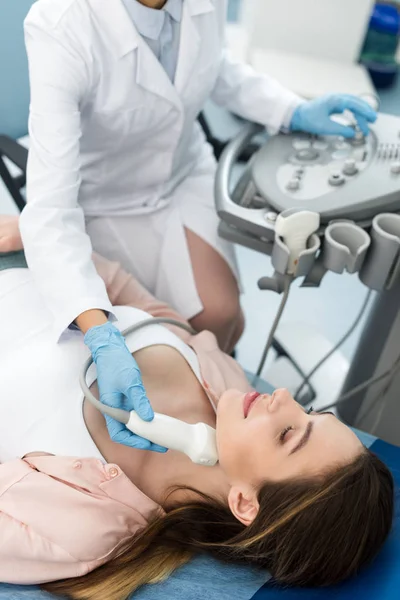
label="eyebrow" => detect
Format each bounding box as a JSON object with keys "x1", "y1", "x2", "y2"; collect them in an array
[
  {"x1": 289, "y1": 411, "x2": 335, "y2": 455},
  {"x1": 290, "y1": 421, "x2": 313, "y2": 455}
]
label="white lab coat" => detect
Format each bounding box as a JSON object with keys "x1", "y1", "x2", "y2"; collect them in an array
[{"x1": 20, "y1": 0, "x2": 302, "y2": 340}]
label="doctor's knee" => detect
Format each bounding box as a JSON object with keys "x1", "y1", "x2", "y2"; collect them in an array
[{"x1": 189, "y1": 296, "x2": 244, "y2": 353}]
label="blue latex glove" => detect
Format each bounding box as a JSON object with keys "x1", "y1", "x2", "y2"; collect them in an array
[
  {"x1": 290, "y1": 94, "x2": 377, "y2": 138},
  {"x1": 84, "y1": 322, "x2": 168, "y2": 453}
]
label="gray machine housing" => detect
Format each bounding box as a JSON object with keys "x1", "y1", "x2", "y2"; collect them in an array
[
  {"x1": 252, "y1": 114, "x2": 400, "y2": 223},
  {"x1": 215, "y1": 113, "x2": 400, "y2": 445},
  {"x1": 215, "y1": 114, "x2": 400, "y2": 294}
]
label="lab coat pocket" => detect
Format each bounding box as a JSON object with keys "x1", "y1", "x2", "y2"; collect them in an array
[
  {"x1": 91, "y1": 105, "x2": 171, "y2": 148},
  {"x1": 120, "y1": 105, "x2": 174, "y2": 141}
]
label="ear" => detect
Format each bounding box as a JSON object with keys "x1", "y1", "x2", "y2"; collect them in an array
[{"x1": 228, "y1": 485, "x2": 259, "y2": 526}]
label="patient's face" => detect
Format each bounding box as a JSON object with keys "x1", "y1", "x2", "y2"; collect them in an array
[{"x1": 216, "y1": 388, "x2": 363, "y2": 486}]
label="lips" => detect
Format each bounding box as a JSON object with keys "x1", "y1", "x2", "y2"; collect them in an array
[{"x1": 243, "y1": 391, "x2": 260, "y2": 418}]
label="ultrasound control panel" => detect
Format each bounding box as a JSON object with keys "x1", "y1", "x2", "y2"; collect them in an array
[{"x1": 251, "y1": 113, "x2": 400, "y2": 223}]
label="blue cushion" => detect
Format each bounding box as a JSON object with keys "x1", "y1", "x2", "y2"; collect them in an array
[
  {"x1": 0, "y1": 0, "x2": 34, "y2": 139},
  {"x1": 253, "y1": 437, "x2": 400, "y2": 600},
  {"x1": 0, "y1": 559, "x2": 269, "y2": 600},
  {"x1": 0, "y1": 437, "x2": 398, "y2": 600}
]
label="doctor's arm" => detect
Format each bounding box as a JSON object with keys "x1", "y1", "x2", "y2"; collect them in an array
[
  {"x1": 210, "y1": 50, "x2": 377, "y2": 137},
  {"x1": 22, "y1": 19, "x2": 163, "y2": 453},
  {"x1": 21, "y1": 21, "x2": 112, "y2": 338}
]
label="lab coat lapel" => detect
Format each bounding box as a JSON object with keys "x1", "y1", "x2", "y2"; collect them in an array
[
  {"x1": 135, "y1": 42, "x2": 181, "y2": 110},
  {"x1": 174, "y1": 0, "x2": 216, "y2": 95},
  {"x1": 88, "y1": 0, "x2": 180, "y2": 109},
  {"x1": 87, "y1": 0, "x2": 140, "y2": 57}
]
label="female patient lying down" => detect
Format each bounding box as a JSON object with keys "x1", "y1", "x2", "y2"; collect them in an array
[{"x1": 0, "y1": 216, "x2": 394, "y2": 600}]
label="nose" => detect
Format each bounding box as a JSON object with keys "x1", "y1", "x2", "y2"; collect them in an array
[
  {"x1": 269, "y1": 388, "x2": 292, "y2": 411},
  {"x1": 272, "y1": 388, "x2": 286, "y2": 401}
]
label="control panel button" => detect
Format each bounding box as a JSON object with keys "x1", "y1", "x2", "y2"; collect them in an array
[
  {"x1": 351, "y1": 132, "x2": 366, "y2": 146},
  {"x1": 293, "y1": 139, "x2": 311, "y2": 150},
  {"x1": 343, "y1": 159, "x2": 358, "y2": 176},
  {"x1": 286, "y1": 179, "x2": 300, "y2": 191},
  {"x1": 313, "y1": 141, "x2": 329, "y2": 151},
  {"x1": 391, "y1": 162, "x2": 400, "y2": 175},
  {"x1": 295, "y1": 148, "x2": 320, "y2": 162},
  {"x1": 334, "y1": 140, "x2": 350, "y2": 151},
  {"x1": 332, "y1": 149, "x2": 351, "y2": 160},
  {"x1": 265, "y1": 211, "x2": 278, "y2": 223},
  {"x1": 329, "y1": 173, "x2": 345, "y2": 186}
]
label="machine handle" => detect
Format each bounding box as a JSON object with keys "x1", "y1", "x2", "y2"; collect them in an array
[{"x1": 214, "y1": 122, "x2": 263, "y2": 228}]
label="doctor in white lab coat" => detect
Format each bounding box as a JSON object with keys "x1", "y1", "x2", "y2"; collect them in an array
[{"x1": 18, "y1": 0, "x2": 376, "y2": 451}]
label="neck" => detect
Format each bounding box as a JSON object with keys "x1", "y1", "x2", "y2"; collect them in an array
[
  {"x1": 137, "y1": 0, "x2": 168, "y2": 9},
  {"x1": 85, "y1": 345, "x2": 231, "y2": 509},
  {"x1": 137, "y1": 452, "x2": 231, "y2": 509},
  {"x1": 135, "y1": 346, "x2": 231, "y2": 508}
]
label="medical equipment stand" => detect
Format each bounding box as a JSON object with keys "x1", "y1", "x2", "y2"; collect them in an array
[{"x1": 339, "y1": 276, "x2": 400, "y2": 446}]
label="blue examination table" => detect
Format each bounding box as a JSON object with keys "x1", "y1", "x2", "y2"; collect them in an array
[{"x1": 0, "y1": 363, "x2": 398, "y2": 600}]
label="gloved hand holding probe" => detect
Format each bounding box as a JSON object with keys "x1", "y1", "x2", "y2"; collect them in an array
[{"x1": 84, "y1": 322, "x2": 168, "y2": 453}]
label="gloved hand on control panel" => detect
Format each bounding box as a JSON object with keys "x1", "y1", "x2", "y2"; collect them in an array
[
  {"x1": 84, "y1": 322, "x2": 168, "y2": 453},
  {"x1": 290, "y1": 94, "x2": 377, "y2": 138}
]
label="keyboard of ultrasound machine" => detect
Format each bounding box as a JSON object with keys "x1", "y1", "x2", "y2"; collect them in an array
[{"x1": 251, "y1": 113, "x2": 400, "y2": 223}]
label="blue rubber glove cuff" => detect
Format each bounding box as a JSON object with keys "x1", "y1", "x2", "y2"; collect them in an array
[
  {"x1": 289, "y1": 94, "x2": 377, "y2": 138},
  {"x1": 85, "y1": 321, "x2": 129, "y2": 361}
]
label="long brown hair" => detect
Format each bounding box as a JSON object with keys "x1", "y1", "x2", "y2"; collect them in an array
[{"x1": 44, "y1": 449, "x2": 394, "y2": 600}]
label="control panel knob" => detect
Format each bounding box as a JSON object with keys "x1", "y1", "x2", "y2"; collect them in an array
[
  {"x1": 286, "y1": 179, "x2": 300, "y2": 191},
  {"x1": 343, "y1": 159, "x2": 358, "y2": 176},
  {"x1": 313, "y1": 140, "x2": 329, "y2": 151},
  {"x1": 351, "y1": 131, "x2": 366, "y2": 146},
  {"x1": 295, "y1": 148, "x2": 319, "y2": 162},
  {"x1": 329, "y1": 173, "x2": 345, "y2": 187},
  {"x1": 391, "y1": 162, "x2": 400, "y2": 175},
  {"x1": 334, "y1": 140, "x2": 350, "y2": 151},
  {"x1": 293, "y1": 139, "x2": 311, "y2": 150}
]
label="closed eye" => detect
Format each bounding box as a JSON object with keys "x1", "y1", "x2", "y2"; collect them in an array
[{"x1": 280, "y1": 426, "x2": 294, "y2": 443}]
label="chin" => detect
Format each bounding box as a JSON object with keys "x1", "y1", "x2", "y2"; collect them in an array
[{"x1": 215, "y1": 389, "x2": 229, "y2": 417}]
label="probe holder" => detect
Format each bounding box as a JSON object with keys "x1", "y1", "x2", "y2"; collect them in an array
[
  {"x1": 359, "y1": 213, "x2": 400, "y2": 291},
  {"x1": 321, "y1": 221, "x2": 371, "y2": 275},
  {"x1": 271, "y1": 233, "x2": 321, "y2": 276}
]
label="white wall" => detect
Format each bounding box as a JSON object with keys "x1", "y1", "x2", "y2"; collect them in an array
[{"x1": 240, "y1": 0, "x2": 375, "y2": 64}]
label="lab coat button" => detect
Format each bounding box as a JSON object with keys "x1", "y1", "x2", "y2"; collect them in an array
[{"x1": 73, "y1": 461, "x2": 82, "y2": 469}]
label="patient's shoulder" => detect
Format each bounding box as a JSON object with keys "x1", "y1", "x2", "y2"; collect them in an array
[{"x1": 0, "y1": 456, "x2": 160, "y2": 583}]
